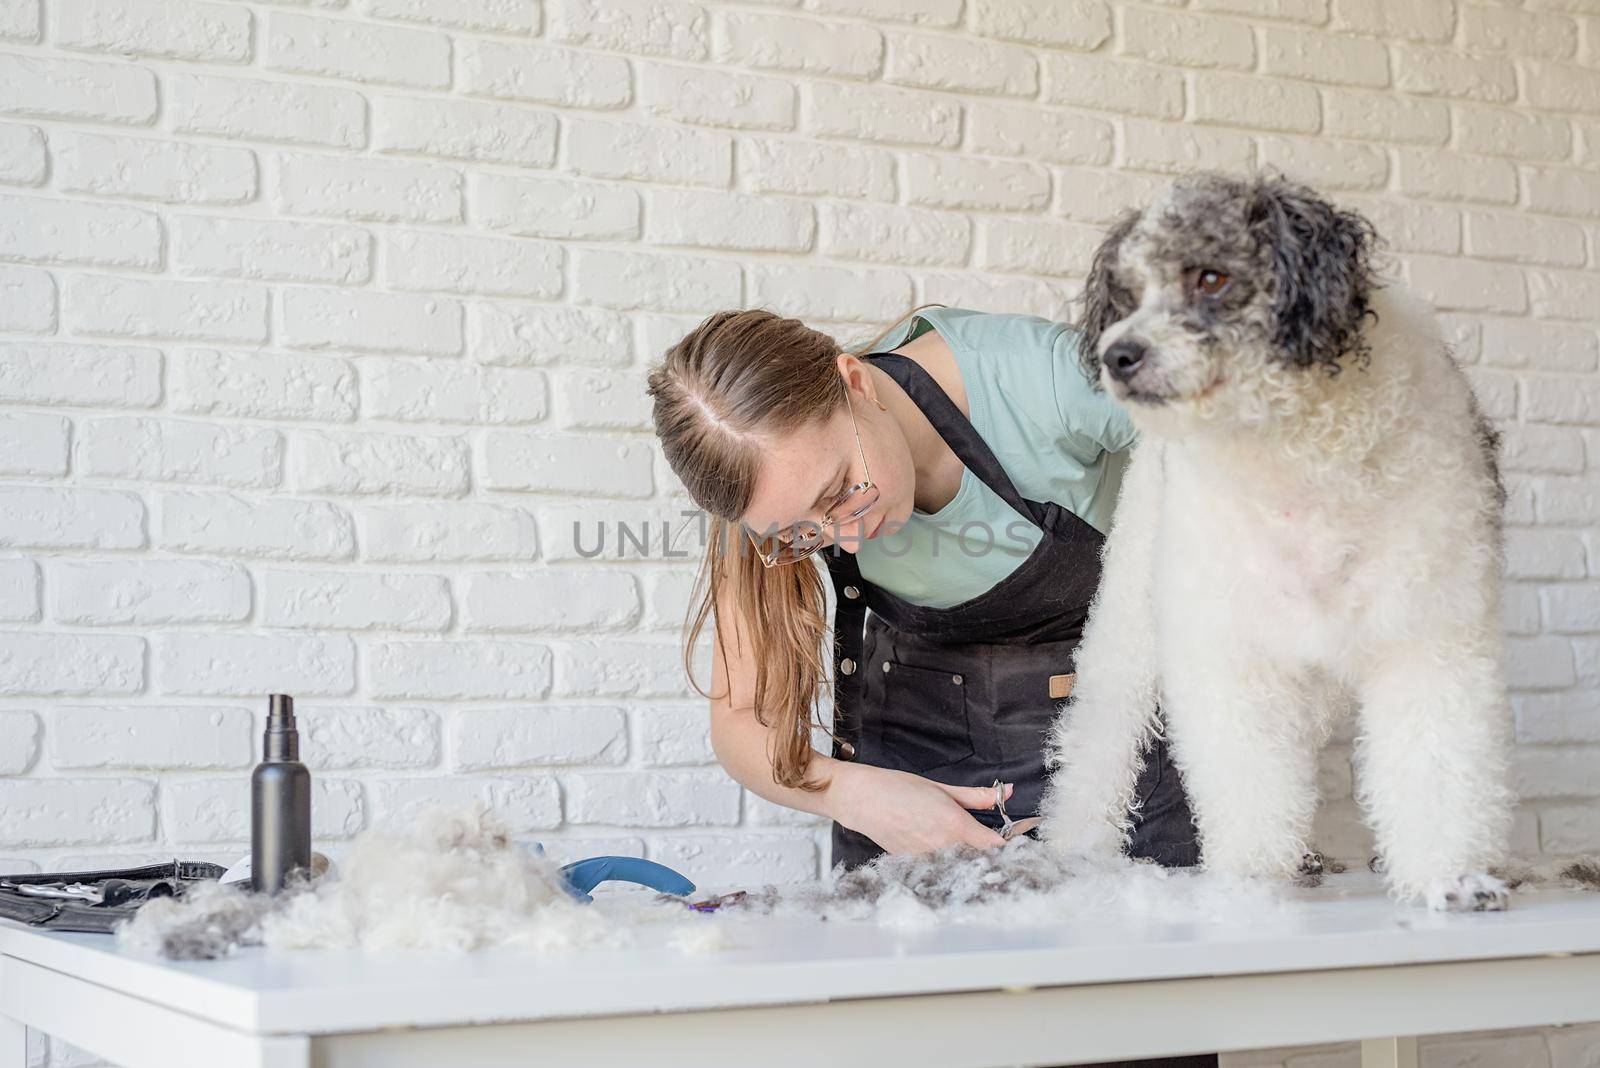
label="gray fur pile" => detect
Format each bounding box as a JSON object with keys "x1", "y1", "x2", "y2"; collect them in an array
[
  {"x1": 714, "y1": 843, "x2": 1600, "y2": 929},
  {"x1": 116, "y1": 876, "x2": 290, "y2": 960},
  {"x1": 1495, "y1": 858, "x2": 1600, "y2": 892},
  {"x1": 717, "y1": 838, "x2": 1288, "y2": 928}
]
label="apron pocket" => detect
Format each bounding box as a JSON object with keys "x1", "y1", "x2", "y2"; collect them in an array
[{"x1": 876, "y1": 659, "x2": 976, "y2": 775}]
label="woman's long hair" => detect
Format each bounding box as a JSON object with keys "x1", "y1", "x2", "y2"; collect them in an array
[{"x1": 645, "y1": 306, "x2": 937, "y2": 790}]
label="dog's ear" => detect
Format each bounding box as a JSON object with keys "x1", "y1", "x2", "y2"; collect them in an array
[
  {"x1": 1247, "y1": 176, "x2": 1381, "y2": 374},
  {"x1": 1074, "y1": 208, "x2": 1141, "y2": 387}
]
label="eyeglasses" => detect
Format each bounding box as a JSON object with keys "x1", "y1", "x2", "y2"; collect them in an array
[{"x1": 744, "y1": 386, "x2": 880, "y2": 568}]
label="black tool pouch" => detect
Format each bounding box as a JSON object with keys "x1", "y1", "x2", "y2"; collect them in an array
[{"x1": 0, "y1": 860, "x2": 228, "y2": 935}]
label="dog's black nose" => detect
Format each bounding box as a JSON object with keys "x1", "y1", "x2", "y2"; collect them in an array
[{"x1": 1105, "y1": 339, "x2": 1148, "y2": 381}]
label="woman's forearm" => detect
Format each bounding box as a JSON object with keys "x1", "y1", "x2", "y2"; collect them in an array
[{"x1": 709, "y1": 702, "x2": 857, "y2": 822}]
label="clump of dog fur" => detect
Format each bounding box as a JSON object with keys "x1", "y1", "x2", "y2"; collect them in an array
[
  {"x1": 116, "y1": 876, "x2": 284, "y2": 961},
  {"x1": 722, "y1": 843, "x2": 1600, "y2": 927},
  {"x1": 724, "y1": 839, "x2": 1289, "y2": 928},
  {"x1": 1495, "y1": 858, "x2": 1600, "y2": 893},
  {"x1": 119, "y1": 806, "x2": 627, "y2": 959}
]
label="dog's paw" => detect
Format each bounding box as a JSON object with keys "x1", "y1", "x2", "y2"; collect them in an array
[{"x1": 1426, "y1": 873, "x2": 1510, "y2": 912}]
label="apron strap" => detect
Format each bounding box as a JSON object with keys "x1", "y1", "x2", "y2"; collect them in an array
[{"x1": 865, "y1": 352, "x2": 1045, "y2": 531}]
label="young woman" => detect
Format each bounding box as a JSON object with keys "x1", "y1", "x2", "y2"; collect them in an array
[{"x1": 645, "y1": 304, "x2": 1202, "y2": 873}]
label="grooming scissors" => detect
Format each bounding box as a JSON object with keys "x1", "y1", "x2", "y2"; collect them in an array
[{"x1": 991, "y1": 779, "x2": 1044, "y2": 841}]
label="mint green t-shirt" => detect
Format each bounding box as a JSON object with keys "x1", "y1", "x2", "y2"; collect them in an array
[{"x1": 852, "y1": 306, "x2": 1136, "y2": 610}]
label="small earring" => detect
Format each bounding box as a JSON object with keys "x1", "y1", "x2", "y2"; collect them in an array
[{"x1": 875, "y1": 398, "x2": 888, "y2": 412}]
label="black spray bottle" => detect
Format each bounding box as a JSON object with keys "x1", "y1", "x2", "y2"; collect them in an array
[{"x1": 251, "y1": 694, "x2": 312, "y2": 894}]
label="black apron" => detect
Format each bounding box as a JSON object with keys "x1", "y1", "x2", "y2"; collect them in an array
[{"x1": 822, "y1": 351, "x2": 1202, "y2": 872}]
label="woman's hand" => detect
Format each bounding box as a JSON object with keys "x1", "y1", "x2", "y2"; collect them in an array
[{"x1": 826, "y1": 762, "x2": 1011, "y2": 855}]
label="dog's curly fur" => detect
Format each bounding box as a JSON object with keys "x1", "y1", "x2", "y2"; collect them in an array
[{"x1": 1041, "y1": 171, "x2": 1516, "y2": 911}]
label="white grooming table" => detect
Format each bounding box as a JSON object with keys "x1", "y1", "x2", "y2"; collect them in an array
[{"x1": 3, "y1": 873, "x2": 1599, "y2": 1068}]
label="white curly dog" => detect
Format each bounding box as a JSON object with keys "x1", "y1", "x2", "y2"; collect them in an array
[{"x1": 1040, "y1": 172, "x2": 1515, "y2": 911}]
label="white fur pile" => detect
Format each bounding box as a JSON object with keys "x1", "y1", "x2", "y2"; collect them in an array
[
  {"x1": 117, "y1": 805, "x2": 669, "y2": 959},
  {"x1": 261, "y1": 804, "x2": 620, "y2": 953}
]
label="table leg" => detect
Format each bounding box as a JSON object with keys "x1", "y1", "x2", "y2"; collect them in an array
[
  {"x1": 0, "y1": 1016, "x2": 26, "y2": 1068},
  {"x1": 1360, "y1": 1037, "x2": 1419, "y2": 1068}
]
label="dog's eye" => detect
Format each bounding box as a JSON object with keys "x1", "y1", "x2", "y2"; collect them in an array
[
  {"x1": 1109, "y1": 275, "x2": 1137, "y2": 310},
  {"x1": 1195, "y1": 268, "x2": 1230, "y2": 297}
]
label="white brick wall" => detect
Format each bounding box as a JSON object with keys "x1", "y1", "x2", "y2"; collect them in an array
[{"x1": 0, "y1": 1, "x2": 1597, "y2": 1064}]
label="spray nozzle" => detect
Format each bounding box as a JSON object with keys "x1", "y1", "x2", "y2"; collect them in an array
[
  {"x1": 267, "y1": 693, "x2": 295, "y2": 729},
  {"x1": 263, "y1": 694, "x2": 299, "y2": 761}
]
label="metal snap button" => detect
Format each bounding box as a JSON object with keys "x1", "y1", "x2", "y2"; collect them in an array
[
  {"x1": 843, "y1": 585, "x2": 860, "y2": 599},
  {"x1": 840, "y1": 658, "x2": 856, "y2": 675},
  {"x1": 881, "y1": 661, "x2": 892, "y2": 673},
  {"x1": 951, "y1": 674, "x2": 963, "y2": 685},
  {"x1": 839, "y1": 741, "x2": 855, "y2": 759}
]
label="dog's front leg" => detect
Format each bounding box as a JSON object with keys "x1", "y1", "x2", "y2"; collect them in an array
[
  {"x1": 1355, "y1": 646, "x2": 1513, "y2": 910},
  {"x1": 1163, "y1": 650, "x2": 1323, "y2": 879},
  {"x1": 1040, "y1": 442, "x2": 1164, "y2": 858}
]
